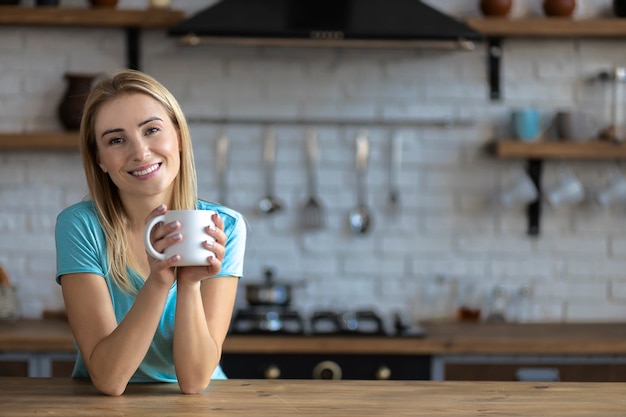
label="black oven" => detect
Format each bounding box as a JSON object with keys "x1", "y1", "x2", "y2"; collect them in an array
[
  {"x1": 221, "y1": 352, "x2": 431, "y2": 380},
  {"x1": 220, "y1": 307, "x2": 430, "y2": 380}
]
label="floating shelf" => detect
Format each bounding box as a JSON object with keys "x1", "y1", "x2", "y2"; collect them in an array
[
  {"x1": 491, "y1": 140, "x2": 626, "y2": 160},
  {"x1": 0, "y1": 132, "x2": 79, "y2": 151},
  {"x1": 0, "y1": 6, "x2": 183, "y2": 28},
  {"x1": 467, "y1": 17, "x2": 626, "y2": 38}
]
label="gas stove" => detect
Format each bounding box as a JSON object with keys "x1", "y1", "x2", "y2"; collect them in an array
[{"x1": 229, "y1": 307, "x2": 426, "y2": 337}]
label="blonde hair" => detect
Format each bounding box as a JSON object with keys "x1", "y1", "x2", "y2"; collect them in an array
[{"x1": 80, "y1": 69, "x2": 197, "y2": 293}]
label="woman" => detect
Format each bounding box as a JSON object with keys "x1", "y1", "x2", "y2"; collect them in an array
[{"x1": 55, "y1": 69, "x2": 246, "y2": 396}]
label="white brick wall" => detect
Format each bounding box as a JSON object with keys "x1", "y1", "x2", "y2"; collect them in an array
[{"x1": 1, "y1": 0, "x2": 625, "y2": 322}]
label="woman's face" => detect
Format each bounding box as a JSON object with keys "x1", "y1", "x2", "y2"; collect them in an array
[{"x1": 94, "y1": 93, "x2": 181, "y2": 203}]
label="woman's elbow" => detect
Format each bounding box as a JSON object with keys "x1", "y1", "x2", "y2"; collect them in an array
[
  {"x1": 178, "y1": 377, "x2": 211, "y2": 395},
  {"x1": 91, "y1": 377, "x2": 128, "y2": 396}
]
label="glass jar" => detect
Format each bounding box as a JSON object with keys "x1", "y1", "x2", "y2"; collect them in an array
[{"x1": 597, "y1": 67, "x2": 626, "y2": 142}]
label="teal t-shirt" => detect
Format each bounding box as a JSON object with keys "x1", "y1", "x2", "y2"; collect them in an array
[{"x1": 55, "y1": 199, "x2": 247, "y2": 382}]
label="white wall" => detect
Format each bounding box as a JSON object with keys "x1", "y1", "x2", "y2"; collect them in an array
[{"x1": 2, "y1": 0, "x2": 626, "y2": 322}]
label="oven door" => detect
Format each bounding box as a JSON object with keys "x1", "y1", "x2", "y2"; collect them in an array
[{"x1": 220, "y1": 353, "x2": 431, "y2": 380}]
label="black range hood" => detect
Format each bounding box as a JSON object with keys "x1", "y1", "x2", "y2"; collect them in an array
[{"x1": 169, "y1": 0, "x2": 483, "y2": 50}]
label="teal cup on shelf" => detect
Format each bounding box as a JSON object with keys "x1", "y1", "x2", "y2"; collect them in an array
[{"x1": 512, "y1": 108, "x2": 542, "y2": 141}]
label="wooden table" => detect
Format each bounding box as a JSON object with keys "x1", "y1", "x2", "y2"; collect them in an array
[{"x1": 0, "y1": 377, "x2": 623, "y2": 416}]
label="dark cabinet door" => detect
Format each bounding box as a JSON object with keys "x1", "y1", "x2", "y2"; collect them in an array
[
  {"x1": 445, "y1": 362, "x2": 626, "y2": 382},
  {"x1": 0, "y1": 360, "x2": 29, "y2": 377}
]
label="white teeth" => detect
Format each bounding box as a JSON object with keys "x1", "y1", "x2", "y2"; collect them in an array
[{"x1": 131, "y1": 164, "x2": 159, "y2": 176}]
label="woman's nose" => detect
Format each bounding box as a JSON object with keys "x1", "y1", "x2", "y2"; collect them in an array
[{"x1": 129, "y1": 138, "x2": 151, "y2": 160}]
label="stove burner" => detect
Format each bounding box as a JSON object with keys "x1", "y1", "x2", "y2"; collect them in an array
[
  {"x1": 310, "y1": 309, "x2": 385, "y2": 336},
  {"x1": 230, "y1": 307, "x2": 426, "y2": 337},
  {"x1": 230, "y1": 308, "x2": 305, "y2": 335}
]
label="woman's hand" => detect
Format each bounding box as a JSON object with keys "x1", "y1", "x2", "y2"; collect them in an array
[
  {"x1": 176, "y1": 212, "x2": 226, "y2": 285},
  {"x1": 144, "y1": 204, "x2": 179, "y2": 287}
]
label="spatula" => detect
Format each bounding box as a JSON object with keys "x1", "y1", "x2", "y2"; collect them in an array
[{"x1": 299, "y1": 129, "x2": 325, "y2": 230}]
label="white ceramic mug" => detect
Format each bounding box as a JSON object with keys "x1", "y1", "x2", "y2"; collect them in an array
[
  {"x1": 595, "y1": 168, "x2": 626, "y2": 207},
  {"x1": 144, "y1": 210, "x2": 216, "y2": 266},
  {"x1": 498, "y1": 166, "x2": 539, "y2": 208},
  {"x1": 544, "y1": 166, "x2": 585, "y2": 207}
]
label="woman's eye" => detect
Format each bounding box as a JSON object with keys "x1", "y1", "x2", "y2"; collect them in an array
[
  {"x1": 108, "y1": 137, "x2": 124, "y2": 145},
  {"x1": 145, "y1": 126, "x2": 160, "y2": 136}
]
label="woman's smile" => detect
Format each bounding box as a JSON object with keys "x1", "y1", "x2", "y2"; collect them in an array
[{"x1": 130, "y1": 162, "x2": 162, "y2": 178}]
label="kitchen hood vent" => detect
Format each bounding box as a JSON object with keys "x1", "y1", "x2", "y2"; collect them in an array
[{"x1": 168, "y1": 0, "x2": 483, "y2": 50}]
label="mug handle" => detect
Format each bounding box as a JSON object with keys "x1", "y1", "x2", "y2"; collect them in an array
[{"x1": 143, "y1": 214, "x2": 167, "y2": 261}]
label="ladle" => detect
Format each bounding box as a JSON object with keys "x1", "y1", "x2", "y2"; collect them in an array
[
  {"x1": 347, "y1": 130, "x2": 372, "y2": 234},
  {"x1": 256, "y1": 128, "x2": 283, "y2": 215}
]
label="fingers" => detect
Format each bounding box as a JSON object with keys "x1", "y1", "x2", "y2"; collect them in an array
[
  {"x1": 205, "y1": 212, "x2": 226, "y2": 261},
  {"x1": 145, "y1": 204, "x2": 182, "y2": 262}
]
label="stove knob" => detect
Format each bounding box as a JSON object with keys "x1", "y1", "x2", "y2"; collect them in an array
[
  {"x1": 264, "y1": 364, "x2": 281, "y2": 379},
  {"x1": 375, "y1": 365, "x2": 391, "y2": 380},
  {"x1": 312, "y1": 360, "x2": 342, "y2": 380}
]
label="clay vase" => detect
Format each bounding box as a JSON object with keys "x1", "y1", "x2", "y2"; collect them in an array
[
  {"x1": 88, "y1": 0, "x2": 119, "y2": 7},
  {"x1": 57, "y1": 73, "x2": 96, "y2": 131},
  {"x1": 543, "y1": 0, "x2": 576, "y2": 17},
  {"x1": 479, "y1": 0, "x2": 513, "y2": 17}
]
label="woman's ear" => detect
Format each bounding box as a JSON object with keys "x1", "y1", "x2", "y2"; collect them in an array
[{"x1": 97, "y1": 157, "x2": 108, "y2": 173}]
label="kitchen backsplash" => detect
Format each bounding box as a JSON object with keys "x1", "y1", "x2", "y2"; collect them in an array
[{"x1": 1, "y1": 0, "x2": 626, "y2": 322}]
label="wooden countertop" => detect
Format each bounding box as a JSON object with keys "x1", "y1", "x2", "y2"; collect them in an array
[
  {"x1": 1, "y1": 377, "x2": 624, "y2": 416},
  {"x1": 3, "y1": 319, "x2": 626, "y2": 355}
]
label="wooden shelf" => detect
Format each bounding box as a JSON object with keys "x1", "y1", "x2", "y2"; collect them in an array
[
  {"x1": 491, "y1": 140, "x2": 626, "y2": 160},
  {"x1": 467, "y1": 17, "x2": 626, "y2": 38},
  {"x1": 0, "y1": 132, "x2": 79, "y2": 151},
  {"x1": 0, "y1": 5, "x2": 183, "y2": 28}
]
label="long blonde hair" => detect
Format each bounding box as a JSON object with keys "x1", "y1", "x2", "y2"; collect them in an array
[{"x1": 80, "y1": 69, "x2": 197, "y2": 293}]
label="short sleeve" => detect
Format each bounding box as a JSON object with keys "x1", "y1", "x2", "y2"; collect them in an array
[
  {"x1": 55, "y1": 203, "x2": 108, "y2": 284},
  {"x1": 197, "y1": 201, "x2": 247, "y2": 279}
]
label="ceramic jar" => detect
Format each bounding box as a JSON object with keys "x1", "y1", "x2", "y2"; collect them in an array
[
  {"x1": 57, "y1": 73, "x2": 97, "y2": 131},
  {"x1": 543, "y1": 0, "x2": 576, "y2": 17},
  {"x1": 479, "y1": 0, "x2": 513, "y2": 17}
]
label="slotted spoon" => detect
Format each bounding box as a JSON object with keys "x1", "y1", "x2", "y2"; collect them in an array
[{"x1": 299, "y1": 129, "x2": 325, "y2": 230}]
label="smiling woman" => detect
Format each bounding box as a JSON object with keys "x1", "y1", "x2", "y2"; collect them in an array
[{"x1": 54, "y1": 70, "x2": 247, "y2": 396}]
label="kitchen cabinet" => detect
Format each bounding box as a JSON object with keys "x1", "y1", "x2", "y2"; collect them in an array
[
  {"x1": 0, "y1": 6, "x2": 183, "y2": 152},
  {"x1": 0, "y1": 352, "x2": 76, "y2": 377},
  {"x1": 433, "y1": 354, "x2": 626, "y2": 382}
]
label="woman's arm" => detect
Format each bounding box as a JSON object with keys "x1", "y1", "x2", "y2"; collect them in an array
[
  {"x1": 172, "y1": 211, "x2": 245, "y2": 393},
  {"x1": 61, "y1": 272, "x2": 172, "y2": 396},
  {"x1": 173, "y1": 276, "x2": 238, "y2": 394}
]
